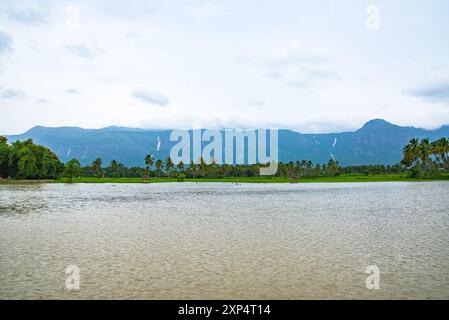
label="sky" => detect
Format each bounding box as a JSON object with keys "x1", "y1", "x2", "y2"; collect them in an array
[{"x1": 1, "y1": 0, "x2": 449, "y2": 134}]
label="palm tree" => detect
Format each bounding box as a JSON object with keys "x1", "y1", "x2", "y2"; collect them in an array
[
  {"x1": 327, "y1": 159, "x2": 338, "y2": 176},
  {"x1": 431, "y1": 138, "x2": 449, "y2": 164},
  {"x1": 419, "y1": 138, "x2": 431, "y2": 166},
  {"x1": 314, "y1": 163, "x2": 322, "y2": 177},
  {"x1": 165, "y1": 157, "x2": 174, "y2": 176},
  {"x1": 91, "y1": 158, "x2": 102, "y2": 178},
  {"x1": 209, "y1": 158, "x2": 217, "y2": 178},
  {"x1": 401, "y1": 138, "x2": 420, "y2": 167},
  {"x1": 155, "y1": 159, "x2": 163, "y2": 178},
  {"x1": 144, "y1": 154, "x2": 154, "y2": 176},
  {"x1": 223, "y1": 163, "x2": 231, "y2": 177},
  {"x1": 441, "y1": 138, "x2": 449, "y2": 168},
  {"x1": 177, "y1": 161, "x2": 185, "y2": 173},
  {"x1": 110, "y1": 160, "x2": 119, "y2": 178},
  {"x1": 189, "y1": 161, "x2": 197, "y2": 178},
  {"x1": 306, "y1": 160, "x2": 313, "y2": 176},
  {"x1": 199, "y1": 157, "x2": 205, "y2": 178}
]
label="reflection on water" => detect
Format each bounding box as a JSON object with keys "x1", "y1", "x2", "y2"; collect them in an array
[{"x1": 1, "y1": 182, "x2": 449, "y2": 299}]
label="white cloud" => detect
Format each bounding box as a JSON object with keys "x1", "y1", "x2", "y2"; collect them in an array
[
  {"x1": 0, "y1": 31, "x2": 12, "y2": 54},
  {"x1": 66, "y1": 88, "x2": 82, "y2": 95},
  {"x1": 188, "y1": 0, "x2": 220, "y2": 18},
  {"x1": 36, "y1": 98, "x2": 50, "y2": 104},
  {"x1": 1, "y1": 88, "x2": 26, "y2": 99},
  {"x1": 262, "y1": 40, "x2": 339, "y2": 90},
  {"x1": 65, "y1": 44, "x2": 103, "y2": 59},
  {"x1": 132, "y1": 89, "x2": 170, "y2": 106},
  {"x1": 406, "y1": 78, "x2": 449, "y2": 103},
  {"x1": 6, "y1": 7, "x2": 47, "y2": 25}
]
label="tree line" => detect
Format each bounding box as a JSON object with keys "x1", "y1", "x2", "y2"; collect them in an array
[{"x1": 1, "y1": 136, "x2": 448, "y2": 181}]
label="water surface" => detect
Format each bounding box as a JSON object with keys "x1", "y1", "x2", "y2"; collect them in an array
[{"x1": 1, "y1": 182, "x2": 448, "y2": 299}]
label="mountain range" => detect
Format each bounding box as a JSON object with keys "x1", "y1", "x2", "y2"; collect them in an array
[{"x1": 5, "y1": 119, "x2": 449, "y2": 167}]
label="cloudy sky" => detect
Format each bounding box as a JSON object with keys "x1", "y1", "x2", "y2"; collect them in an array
[{"x1": 1, "y1": 0, "x2": 449, "y2": 134}]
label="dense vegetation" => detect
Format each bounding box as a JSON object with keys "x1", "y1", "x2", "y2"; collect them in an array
[
  {"x1": 1, "y1": 136, "x2": 448, "y2": 181},
  {"x1": 0, "y1": 137, "x2": 64, "y2": 179},
  {"x1": 401, "y1": 137, "x2": 449, "y2": 178}
]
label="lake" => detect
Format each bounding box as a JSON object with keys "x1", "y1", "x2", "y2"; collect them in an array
[{"x1": 1, "y1": 182, "x2": 449, "y2": 299}]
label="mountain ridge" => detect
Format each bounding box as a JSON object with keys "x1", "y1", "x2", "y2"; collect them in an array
[{"x1": 5, "y1": 119, "x2": 449, "y2": 167}]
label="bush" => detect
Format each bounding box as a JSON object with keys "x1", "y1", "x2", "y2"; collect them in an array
[{"x1": 177, "y1": 173, "x2": 186, "y2": 182}]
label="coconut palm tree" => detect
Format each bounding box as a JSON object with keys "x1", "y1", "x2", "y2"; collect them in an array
[
  {"x1": 91, "y1": 158, "x2": 102, "y2": 178},
  {"x1": 327, "y1": 159, "x2": 339, "y2": 176},
  {"x1": 419, "y1": 138, "x2": 431, "y2": 166},
  {"x1": 401, "y1": 138, "x2": 420, "y2": 167},
  {"x1": 144, "y1": 154, "x2": 154, "y2": 176},
  {"x1": 110, "y1": 160, "x2": 119, "y2": 178},
  {"x1": 431, "y1": 138, "x2": 449, "y2": 164},
  {"x1": 155, "y1": 159, "x2": 163, "y2": 178},
  {"x1": 165, "y1": 157, "x2": 174, "y2": 177},
  {"x1": 209, "y1": 158, "x2": 217, "y2": 178},
  {"x1": 199, "y1": 157, "x2": 206, "y2": 178},
  {"x1": 188, "y1": 161, "x2": 197, "y2": 178},
  {"x1": 177, "y1": 161, "x2": 185, "y2": 173}
]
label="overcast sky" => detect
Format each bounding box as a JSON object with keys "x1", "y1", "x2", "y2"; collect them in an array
[{"x1": 1, "y1": 0, "x2": 449, "y2": 134}]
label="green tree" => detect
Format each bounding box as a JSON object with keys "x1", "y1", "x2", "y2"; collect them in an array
[
  {"x1": 326, "y1": 159, "x2": 339, "y2": 176},
  {"x1": 0, "y1": 136, "x2": 9, "y2": 178},
  {"x1": 17, "y1": 154, "x2": 37, "y2": 179},
  {"x1": 144, "y1": 154, "x2": 154, "y2": 176},
  {"x1": 165, "y1": 157, "x2": 174, "y2": 176},
  {"x1": 419, "y1": 138, "x2": 431, "y2": 165},
  {"x1": 199, "y1": 157, "x2": 206, "y2": 177},
  {"x1": 177, "y1": 160, "x2": 185, "y2": 172},
  {"x1": 155, "y1": 159, "x2": 163, "y2": 178},
  {"x1": 188, "y1": 161, "x2": 197, "y2": 178},
  {"x1": 64, "y1": 159, "x2": 81, "y2": 182},
  {"x1": 110, "y1": 160, "x2": 120, "y2": 178},
  {"x1": 91, "y1": 158, "x2": 103, "y2": 178},
  {"x1": 209, "y1": 158, "x2": 217, "y2": 178},
  {"x1": 5, "y1": 139, "x2": 63, "y2": 179},
  {"x1": 401, "y1": 138, "x2": 420, "y2": 168},
  {"x1": 431, "y1": 138, "x2": 449, "y2": 165}
]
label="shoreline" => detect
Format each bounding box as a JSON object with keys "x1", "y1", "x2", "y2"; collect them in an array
[{"x1": 1, "y1": 174, "x2": 449, "y2": 184}]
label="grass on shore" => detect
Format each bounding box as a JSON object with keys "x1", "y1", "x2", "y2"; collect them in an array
[{"x1": 1, "y1": 173, "x2": 449, "y2": 184}]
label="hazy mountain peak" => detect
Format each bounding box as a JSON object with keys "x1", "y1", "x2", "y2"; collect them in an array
[{"x1": 361, "y1": 118, "x2": 393, "y2": 128}]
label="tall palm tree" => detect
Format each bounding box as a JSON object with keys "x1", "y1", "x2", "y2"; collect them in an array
[
  {"x1": 401, "y1": 138, "x2": 420, "y2": 167},
  {"x1": 223, "y1": 163, "x2": 231, "y2": 177},
  {"x1": 199, "y1": 157, "x2": 205, "y2": 177},
  {"x1": 110, "y1": 160, "x2": 119, "y2": 178},
  {"x1": 189, "y1": 161, "x2": 196, "y2": 178},
  {"x1": 165, "y1": 157, "x2": 174, "y2": 177},
  {"x1": 442, "y1": 138, "x2": 449, "y2": 167},
  {"x1": 177, "y1": 161, "x2": 185, "y2": 173},
  {"x1": 144, "y1": 154, "x2": 154, "y2": 176},
  {"x1": 91, "y1": 158, "x2": 102, "y2": 178},
  {"x1": 419, "y1": 138, "x2": 431, "y2": 165},
  {"x1": 431, "y1": 138, "x2": 449, "y2": 164},
  {"x1": 155, "y1": 159, "x2": 163, "y2": 178},
  {"x1": 209, "y1": 158, "x2": 217, "y2": 178}
]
